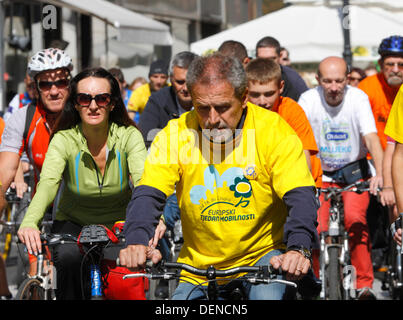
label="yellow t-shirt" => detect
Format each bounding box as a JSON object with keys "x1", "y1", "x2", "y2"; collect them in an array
[
  {"x1": 140, "y1": 103, "x2": 315, "y2": 283},
  {"x1": 384, "y1": 84, "x2": 403, "y2": 143},
  {"x1": 127, "y1": 83, "x2": 151, "y2": 113}
]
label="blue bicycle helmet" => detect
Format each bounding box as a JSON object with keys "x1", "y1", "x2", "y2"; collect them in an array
[{"x1": 378, "y1": 35, "x2": 403, "y2": 57}]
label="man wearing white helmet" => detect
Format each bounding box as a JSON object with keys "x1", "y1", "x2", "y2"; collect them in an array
[
  {"x1": 0, "y1": 48, "x2": 73, "y2": 283},
  {"x1": 0, "y1": 48, "x2": 73, "y2": 199}
]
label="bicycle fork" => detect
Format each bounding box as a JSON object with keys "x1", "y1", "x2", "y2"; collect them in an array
[{"x1": 319, "y1": 232, "x2": 356, "y2": 300}]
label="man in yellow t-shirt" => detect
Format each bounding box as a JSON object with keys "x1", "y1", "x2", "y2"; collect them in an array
[
  {"x1": 119, "y1": 53, "x2": 319, "y2": 300},
  {"x1": 384, "y1": 84, "x2": 403, "y2": 246},
  {"x1": 127, "y1": 60, "x2": 169, "y2": 120}
]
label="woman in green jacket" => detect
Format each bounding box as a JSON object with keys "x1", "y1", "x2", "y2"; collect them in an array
[{"x1": 17, "y1": 67, "x2": 148, "y2": 299}]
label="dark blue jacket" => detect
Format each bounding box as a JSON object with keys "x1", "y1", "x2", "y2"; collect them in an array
[{"x1": 138, "y1": 86, "x2": 181, "y2": 148}]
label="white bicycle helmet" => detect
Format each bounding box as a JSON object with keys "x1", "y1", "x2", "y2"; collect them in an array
[{"x1": 28, "y1": 48, "x2": 73, "y2": 78}]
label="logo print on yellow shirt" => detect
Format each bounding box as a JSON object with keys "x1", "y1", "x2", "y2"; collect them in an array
[
  {"x1": 243, "y1": 164, "x2": 258, "y2": 180},
  {"x1": 190, "y1": 166, "x2": 255, "y2": 223}
]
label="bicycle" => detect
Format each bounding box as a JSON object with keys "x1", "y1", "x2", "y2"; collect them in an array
[
  {"x1": 16, "y1": 232, "x2": 76, "y2": 300},
  {"x1": 122, "y1": 260, "x2": 297, "y2": 300},
  {"x1": 319, "y1": 180, "x2": 374, "y2": 300},
  {"x1": 16, "y1": 224, "x2": 147, "y2": 300},
  {"x1": 384, "y1": 215, "x2": 403, "y2": 300},
  {"x1": 0, "y1": 186, "x2": 31, "y2": 262}
]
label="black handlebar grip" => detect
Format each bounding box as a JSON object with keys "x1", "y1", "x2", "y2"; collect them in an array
[{"x1": 268, "y1": 265, "x2": 283, "y2": 275}]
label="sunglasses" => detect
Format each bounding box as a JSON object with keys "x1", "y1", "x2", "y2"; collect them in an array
[
  {"x1": 38, "y1": 79, "x2": 70, "y2": 91},
  {"x1": 348, "y1": 76, "x2": 362, "y2": 82},
  {"x1": 76, "y1": 93, "x2": 112, "y2": 107}
]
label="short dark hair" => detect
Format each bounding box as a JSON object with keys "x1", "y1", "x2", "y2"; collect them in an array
[
  {"x1": 218, "y1": 40, "x2": 248, "y2": 64},
  {"x1": 256, "y1": 36, "x2": 281, "y2": 56},
  {"x1": 52, "y1": 67, "x2": 135, "y2": 138},
  {"x1": 349, "y1": 67, "x2": 366, "y2": 80}
]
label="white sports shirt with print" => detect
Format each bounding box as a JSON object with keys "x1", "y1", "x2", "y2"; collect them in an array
[{"x1": 298, "y1": 86, "x2": 377, "y2": 182}]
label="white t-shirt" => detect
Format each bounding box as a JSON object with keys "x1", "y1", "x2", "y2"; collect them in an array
[{"x1": 298, "y1": 86, "x2": 377, "y2": 182}]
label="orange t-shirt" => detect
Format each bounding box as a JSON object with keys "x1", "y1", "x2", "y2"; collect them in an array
[
  {"x1": 358, "y1": 73, "x2": 400, "y2": 150},
  {"x1": 0, "y1": 117, "x2": 4, "y2": 144},
  {"x1": 272, "y1": 96, "x2": 322, "y2": 187}
]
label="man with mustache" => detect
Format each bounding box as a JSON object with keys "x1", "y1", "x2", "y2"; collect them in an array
[
  {"x1": 359, "y1": 35, "x2": 403, "y2": 151},
  {"x1": 298, "y1": 56, "x2": 384, "y2": 299},
  {"x1": 358, "y1": 35, "x2": 403, "y2": 273},
  {"x1": 120, "y1": 53, "x2": 319, "y2": 300}
]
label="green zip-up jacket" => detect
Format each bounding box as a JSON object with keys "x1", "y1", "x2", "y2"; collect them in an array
[{"x1": 20, "y1": 122, "x2": 147, "y2": 230}]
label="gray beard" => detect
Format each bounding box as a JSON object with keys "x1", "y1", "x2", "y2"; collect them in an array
[{"x1": 387, "y1": 76, "x2": 403, "y2": 87}]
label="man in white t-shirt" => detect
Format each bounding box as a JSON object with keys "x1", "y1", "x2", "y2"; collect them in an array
[{"x1": 298, "y1": 56, "x2": 384, "y2": 300}]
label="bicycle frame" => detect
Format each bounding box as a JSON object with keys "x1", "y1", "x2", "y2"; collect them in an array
[{"x1": 319, "y1": 182, "x2": 369, "y2": 300}]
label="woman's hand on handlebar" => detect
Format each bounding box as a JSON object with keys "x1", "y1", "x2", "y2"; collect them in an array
[
  {"x1": 17, "y1": 227, "x2": 41, "y2": 256},
  {"x1": 149, "y1": 218, "x2": 166, "y2": 248},
  {"x1": 269, "y1": 250, "x2": 310, "y2": 281},
  {"x1": 119, "y1": 244, "x2": 162, "y2": 270}
]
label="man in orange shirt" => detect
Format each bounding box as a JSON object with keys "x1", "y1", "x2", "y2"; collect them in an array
[
  {"x1": 245, "y1": 58, "x2": 322, "y2": 188},
  {"x1": 358, "y1": 35, "x2": 403, "y2": 270},
  {"x1": 358, "y1": 35, "x2": 403, "y2": 150}
]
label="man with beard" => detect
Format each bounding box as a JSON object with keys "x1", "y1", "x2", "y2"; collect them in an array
[
  {"x1": 298, "y1": 56, "x2": 384, "y2": 300},
  {"x1": 359, "y1": 35, "x2": 403, "y2": 150},
  {"x1": 120, "y1": 53, "x2": 319, "y2": 300},
  {"x1": 358, "y1": 35, "x2": 403, "y2": 272}
]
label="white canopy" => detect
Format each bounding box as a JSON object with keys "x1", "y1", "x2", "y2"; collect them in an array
[
  {"x1": 285, "y1": 0, "x2": 403, "y2": 11},
  {"x1": 37, "y1": 0, "x2": 172, "y2": 45},
  {"x1": 190, "y1": 3, "x2": 403, "y2": 63}
]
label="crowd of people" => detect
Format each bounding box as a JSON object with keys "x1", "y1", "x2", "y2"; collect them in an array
[{"x1": 0, "y1": 33, "x2": 402, "y2": 301}]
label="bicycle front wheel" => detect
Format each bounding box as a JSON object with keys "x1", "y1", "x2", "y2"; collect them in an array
[
  {"x1": 16, "y1": 278, "x2": 47, "y2": 300},
  {"x1": 327, "y1": 246, "x2": 342, "y2": 300}
]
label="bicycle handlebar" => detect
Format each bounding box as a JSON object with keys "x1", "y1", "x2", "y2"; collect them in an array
[
  {"x1": 121, "y1": 261, "x2": 297, "y2": 288},
  {"x1": 320, "y1": 180, "x2": 382, "y2": 201},
  {"x1": 40, "y1": 233, "x2": 78, "y2": 246},
  {"x1": 17, "y1": 233, "x2": 78, "y2": 246}
]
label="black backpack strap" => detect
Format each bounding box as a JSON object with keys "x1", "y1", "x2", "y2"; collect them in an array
[{"x1": 23, "y1": 102, "x2": 36, "y2": 142}]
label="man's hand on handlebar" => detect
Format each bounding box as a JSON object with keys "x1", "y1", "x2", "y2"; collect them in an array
[
  {"x1": 368, "y1": 175, "x2": 383, "y2": 196},
  {"x1": 119, "y1": 244, "x2": 162, "y2": 270},
  {"x1": 269, "y1": 250, "x2": 310, "y2": 281}
]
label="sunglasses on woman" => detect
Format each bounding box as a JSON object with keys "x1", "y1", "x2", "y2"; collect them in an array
[
  {"x1": 76, "y1": 93, "x2": 112, "y2": 107},
  {"x1": 37, "y1": 79, "x2": 70, "y2": 91}
]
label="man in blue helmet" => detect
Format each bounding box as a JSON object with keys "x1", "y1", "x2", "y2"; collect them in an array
[
  {"x1": 359, "y1": 35, "x2": 403, "y2": 150},
  {"x1": 359, "y1": 35, "x2": 403, "y2": 279}
]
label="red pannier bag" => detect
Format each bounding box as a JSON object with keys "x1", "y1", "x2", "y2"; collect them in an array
[
  {"x1": 101, "y1": 260, "x2": 148, "y2": 300},
  {"x1": 100, "y1": 221, "x2": 149, "y2": 300}
]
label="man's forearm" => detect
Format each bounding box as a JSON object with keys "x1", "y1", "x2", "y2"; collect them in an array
[
  {"x1": 365, "y1": 132, "x2": 384, "y2": 176},
  {"x1": 0, "y1": 152, "x2": 21, "y2": 192},
  {"x1": 124, "y1": 185, "x2": 167, "y2": 246},
  {"x1": 282, "y1": 186, "x2": 319, "y2": 249}
]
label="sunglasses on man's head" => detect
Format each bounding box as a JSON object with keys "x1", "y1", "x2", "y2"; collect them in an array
[
  {"x1": 37, "y1": 79, "x2": 70, "y2": 91},
  {"x1": 76, "y1": 93, "x2": 112, "y2": 108}
]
